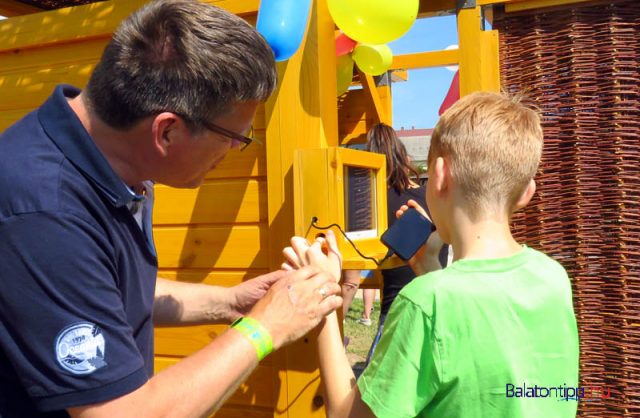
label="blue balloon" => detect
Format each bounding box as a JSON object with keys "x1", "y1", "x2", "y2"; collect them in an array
[{"x1": 256, "y1": 0, "x2": 312, "y2": 62}]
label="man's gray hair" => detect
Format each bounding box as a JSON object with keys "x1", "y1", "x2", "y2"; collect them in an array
[{"x1": 86, "y1": 0, "x2": 277, "y2": 131}]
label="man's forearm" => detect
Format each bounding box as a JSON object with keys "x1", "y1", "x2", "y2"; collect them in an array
[
  {"x1": 69, "y1": 327, "x2": 259, "y2": 418},
  {"x1": 153, "y1": 277, "x2": 234, "y2": 326}
]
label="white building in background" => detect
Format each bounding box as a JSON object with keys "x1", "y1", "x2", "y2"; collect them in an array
[{"x1": 396, "y1": 127, "x2": 433, "y2": 175}]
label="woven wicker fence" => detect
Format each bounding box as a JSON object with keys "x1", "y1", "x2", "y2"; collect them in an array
[{"x1": 495, "y1": 1, "x2": 640, "y2": 416}]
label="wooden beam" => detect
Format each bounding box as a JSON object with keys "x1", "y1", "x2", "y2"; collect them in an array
[
  {"x1": 358, "y1": 70, "x2": 391, "y2": 125},
  {"x1": 390, "y1": 49, "x2": 459, "y2": 70},
  {"x1": 263, "y1": 0, "x2": 337, "y2": 416},
  {"x1": 420, "y1": 0, "x2": 596, "y2": 15},
  {"x1": 0, "y1": 0, "x2": 43, "y2": 17},
  {"x1": 504, "y1": 0, "x2": 594, "y2": 12},
  {"x1": 477, "y1": 0, "x2": 594, "y2": 7},
  {"x1": 0, "y1": 0, "x2": 259, "y2": 53},
  {"x1": 457, "y1": 6, "x2": 500, "y2": 95},
  {"x1": 418, "y1": 0, "x2": 456, "y2": 17}
]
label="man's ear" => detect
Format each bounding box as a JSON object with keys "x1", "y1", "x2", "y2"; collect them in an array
[
  {"x1": 514, "y1": 179, "x2": 536, "y2": 211},
  {"x1": 151, "y1": 113, "x2": 187, "y2": 157}
]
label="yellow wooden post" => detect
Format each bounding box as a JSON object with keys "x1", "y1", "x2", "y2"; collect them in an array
[
  {"x1": 358, "y1": 71, "x2": 392, "y2": 126},
  {"x1": 457, "y1": 6, "x2": 500, "y2": 95},
  {"x1": 263, "y1": 0, "x2": 337, "y2": 416}
]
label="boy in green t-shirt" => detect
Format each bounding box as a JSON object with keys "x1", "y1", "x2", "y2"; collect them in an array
[{"x1": 283, "y1": 92, "x2": 579, "y2": 417}]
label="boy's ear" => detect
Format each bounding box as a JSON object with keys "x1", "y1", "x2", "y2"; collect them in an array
[
  {"x1": 433, "y1": 157, "x2": 449, "y2": 194},
  {"x1": 514, "y1": 179, "x2": 536, "y2": 211},
  {"x1": 151, "y1": 112, "x2": 188, "y2": 157}
]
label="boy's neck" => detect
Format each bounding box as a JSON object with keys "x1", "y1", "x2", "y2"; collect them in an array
[{"x1": 448, "y1": 208, "x2": 523, "y2": 262}]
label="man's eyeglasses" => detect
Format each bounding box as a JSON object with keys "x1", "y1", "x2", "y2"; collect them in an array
[{"x1": 201, "y1": 120, "x2": 257, "y2": 151}]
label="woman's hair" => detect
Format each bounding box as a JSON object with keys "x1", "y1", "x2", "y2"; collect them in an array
[{"x1": 366, "y1": 123, "x2": 421, "y2": 193}]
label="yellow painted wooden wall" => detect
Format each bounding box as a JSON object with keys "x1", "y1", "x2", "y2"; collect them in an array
[{"x1": 0, "y1": 0, "x2": 335, "y2": 416}]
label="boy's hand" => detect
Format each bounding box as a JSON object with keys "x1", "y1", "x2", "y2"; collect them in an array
[
  {"x1": 395, "y1": 199, "x2": 432, "y2": 222},
  {"x1": 396, "y1": 199, "x2": 444, "y2": 275},
  {"x1": 281, "y1": 230, "x2": 342, "y2": 283},
  {"x1": 247, "y1": 266, "x2": 342, "y2": 349}
]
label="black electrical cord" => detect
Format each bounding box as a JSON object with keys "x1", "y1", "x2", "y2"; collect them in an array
[{"x1": 306, "y1": 217, "x2": 393, "y2": 266}]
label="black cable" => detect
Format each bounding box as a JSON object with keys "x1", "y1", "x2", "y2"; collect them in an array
[{"x1": 307, "y1": 217, "x2": 393, "y2": 266}]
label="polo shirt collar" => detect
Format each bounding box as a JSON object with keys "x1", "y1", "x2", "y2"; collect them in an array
[{"x1": 37, "y1": 85, "x2": 135, "y2": 208}]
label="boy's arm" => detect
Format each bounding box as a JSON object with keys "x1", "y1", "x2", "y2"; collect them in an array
[
  {"x1": 283, "y1": 232, "x2": 375, "y2": 418},
  {"x1": 409, "y1": 230, "x2": 445, "y2": 276},
  {"x1": 317, "y1": 311, "x2": 376, "y2": 418},
  {"x1": 395, "y1": 199, "x2": 446, "y2": 276}
]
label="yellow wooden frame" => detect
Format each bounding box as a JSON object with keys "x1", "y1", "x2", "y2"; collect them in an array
[
  {"x1": 358, "y1": 71, "x2": 392, "y2": 126},
  {"x1": 294, "y1": 147, "x2": 388, "y2": 270},
  {"x1": 390, "y1": 49, "x2": 459, "y2": 71}
]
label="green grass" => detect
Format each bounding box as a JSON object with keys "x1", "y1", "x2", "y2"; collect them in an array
[{"x1": 343, "y1": 298, "x2": 381, "y2": 372}]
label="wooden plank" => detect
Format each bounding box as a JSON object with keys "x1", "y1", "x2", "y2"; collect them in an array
[
  {"x1": 154, "y1": 225, "x2": 269, "y2": 269},
  {"x1": 155, "y1": 356, "x2": 276, "y2": 409},
  {"x1": 504, "y1": 0, "x2": 592, "y2": 12},
  {"x1": 390, "y1": 49, "x2": 459, "y2": 70},
  {"x1": 154, "y1": 180, "x2": 267, "y2": 225},
  {"x1": 155, "y1": 327, "x2": 277, "y2": 364},
  {"x1": 156, "y1": 269, "x2": 270, "y2": 286},
  {"x1": 155, "y1": 325, "x2": 225, "y2": 357},
  {"x1": 457, "y1": 6, "x2": 500, "y2": 96},
  {"x1": 477, "y1": 0, "x2": 593, "y2": 6},
  {"x1": 213, "y1": 408, "x2": 273, "y2": 418},
  {"x1": 209, "y1": 0, "x2": 260, "y2": 16},
  {"x1": 418, "y1": 0, "x2": 457, "y2": 17},
  {"x1": 263, "y1": 0, "x2": 337, "y2": 416},
  {"x1": 0, "y1": 0, "x2": 43, "y2": 17},
  {"x1": 204, "y1": 141, "x2": 266, "y2": 179},
  {"x1": 338, "y1": 89, "x2": 375, "y2": 144},
  {"x1": 0, "y1": 0, "x2": 259, "y2": 53},
  {"x1": 0, "y1": 37, "x2": 106, "y2": 72},
  {"x1": 358, "y1": 71, "x2": 390, "y2": 125},
  {"x1": 0, "y1": 61, "x2": 96, "y2": 111}
]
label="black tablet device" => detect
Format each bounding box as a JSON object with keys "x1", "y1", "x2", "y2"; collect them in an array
[{"x1": 380, "y1": 207, "x2": 435, "y2": 261}]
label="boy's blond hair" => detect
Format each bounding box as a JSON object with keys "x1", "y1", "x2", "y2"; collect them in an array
[{"x1": 427, "y1": 92, "x2": 543, "y2": 219}]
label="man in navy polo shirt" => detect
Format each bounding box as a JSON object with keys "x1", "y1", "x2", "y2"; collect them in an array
[{"x1": 0, "y1": 1, "x2": 343, "y2": 417}]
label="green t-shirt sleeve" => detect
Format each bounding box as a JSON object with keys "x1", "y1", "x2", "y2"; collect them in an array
[{"x1": 358, "y1": 294, "x2": 441, "y2": 418}]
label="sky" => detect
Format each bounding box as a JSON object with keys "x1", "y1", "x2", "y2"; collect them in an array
[{"x1": 388, "y1": 15, "x2": 459, "y2": 130}]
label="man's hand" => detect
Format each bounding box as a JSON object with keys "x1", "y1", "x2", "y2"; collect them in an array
[
  {"x1": 282, "y1": 229, "x2": 342, "y2": 282},
  {"x1": 227, "y1": 270, "x2": 288, "y2": 321},
  {"x1": 248, "y1": 266, "x2": 342, "y2": 349}
]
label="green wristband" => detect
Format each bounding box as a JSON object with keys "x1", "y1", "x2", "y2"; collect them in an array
[{"x1": 231, "y1": 317, "x2": 273, "y2": 361}]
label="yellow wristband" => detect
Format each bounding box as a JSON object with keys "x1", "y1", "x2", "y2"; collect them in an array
[{"x1": 231, "y1": 317, "x2": 273, "y2": 361}]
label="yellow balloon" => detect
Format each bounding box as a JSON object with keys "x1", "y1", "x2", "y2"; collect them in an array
[
  {"x1": 336, "y1": 54, "x2": 354, "y2": 96},
  {"x1": 352, "y1": 44, "x2": 393, "y2": 76},
  {"x1": 327, "y1": 0, "x2": 418, "y2": 44}
]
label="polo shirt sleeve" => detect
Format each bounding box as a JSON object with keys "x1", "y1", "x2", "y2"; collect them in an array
[
  {"x1": 357, "y1": 294, "x2": 442, "y2": 418},
  {"x1": 0, "y1": 211, "x2": 148, "y2": 412}
]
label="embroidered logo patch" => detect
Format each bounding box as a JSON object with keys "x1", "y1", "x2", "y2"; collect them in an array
[{"x1": 55, "y1": 322, "x2": 107, "y2": 375}]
